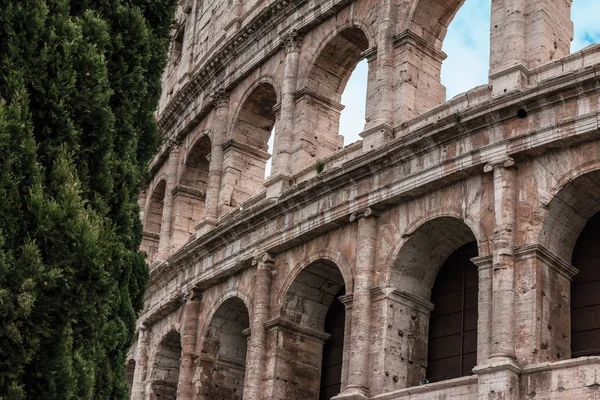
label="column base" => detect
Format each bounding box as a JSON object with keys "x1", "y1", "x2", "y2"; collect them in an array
[
  {"x1": 333, "y1": 385, "x2": 370, "y2": 400},
  {"x1": 489, "y1": 63, "x2": 530, "y2": 97},
  {"x1": 265, "y1": 173, "x2": 291, "y2": 198},
  {"x1": 195, "y1": 217, "x2": 218, "y2": 237},
  {"x1": 473, "y1": 358, "x2": 521, "y2": 400},
  {"x1": 360, "y1": 122, "x2": 393, "y2": 152}
]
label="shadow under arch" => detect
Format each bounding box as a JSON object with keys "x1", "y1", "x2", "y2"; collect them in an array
[
  {"x1": 150, "y1": 329, "x2": 182, "y2": 400},
  {"x1": 141, "y1": 179, "x2": 167, "y2": 262},
  {"x1": 539, "y1": 169, "x2": 600, "y2": 263},
  {"x1": 294, "y1": 25, "x2": 370, "y2": 165},
  {"x1": 171, "y1": 134, "x2": 211, "y2": 250},
  {"x1": 273, "y1": 258, "x2": 349, "y2": 399},
  {"x1": 222, "y1": 81, "x2": 278, "y2": 210},
  {"x1": 388, "y1": 216, "x2": 480, "y2": 386},
  {"x1": 196, "y1": 294, "x2": 251, "y2": 400},
  {"x1": 538, "y1": 168, "x2": 600, "y2": 360}
]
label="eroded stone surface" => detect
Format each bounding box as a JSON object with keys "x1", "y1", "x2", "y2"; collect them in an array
[{"x1": 129, "y1": 1, "x2": 600, "y2": 399}]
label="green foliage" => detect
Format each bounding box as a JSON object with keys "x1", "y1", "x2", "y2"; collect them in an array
[{"x1": 0, "y1": 0, "x2": 176, "y2": 398}]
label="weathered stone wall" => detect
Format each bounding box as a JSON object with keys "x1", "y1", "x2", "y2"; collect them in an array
[{"x1": 130, "y1": 0, "x2": 600, "y2": 399}]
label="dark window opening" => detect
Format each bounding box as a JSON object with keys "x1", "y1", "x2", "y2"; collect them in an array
[
  {"x1": 319, "y1": 288, "x2": 346, "y2": 400},
  {"x1": 571, "y1": 212, "x2": 600, "y2": 358},
  {"x1": 427, "y1": 241, "x2": 478, "y2": 383}
]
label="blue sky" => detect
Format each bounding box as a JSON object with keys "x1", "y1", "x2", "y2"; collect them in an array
[{"x1": 338, "y1": 0, "x2": 600, "y2": 146}]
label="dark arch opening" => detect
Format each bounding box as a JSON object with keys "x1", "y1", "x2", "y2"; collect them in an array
[
  {"x1": 198, "y1": 297, "x2": 250, "y2": 400},
  {"x1": 427, "y1": 241, "x2": 478, "y2": 382},
  {"x1": 319, "y1": 287, "x2": 346, "y2": 400},
  {"x1": 225, "y1": 83, "x2": 277, "y2": 209},
  {"x1": 151, "y1": 330, "x2": 182, "y2": 400},
  {"x1": 142, "y1": 180, "x2": 166, "y2": 261},
  {"x1": 280, "y1": 260, "x2": 347, "y2": 399},
  {"x1": 172, "y1": 135, "x2": 211, "y2": 249},
  {"x1": 571, "y1": 212, "x2": 600, "y2": 358}
]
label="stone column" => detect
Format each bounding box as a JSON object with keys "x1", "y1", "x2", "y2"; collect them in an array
[
  {"x1": 131, "y1": 327, "x2": 150, "y2": 400},
  {"x1": 489, "y1": 0, "x2": 573, "y2": 95},
  {"x1": 244, "y1": 253, "x2": 275, "y2": 400},
  {"x1": 266, "y1": 30, "x2": 301, "y2": 198},
  {"x1": 362, "y1": 0, "x2": 395, "y2": 151},
  {"x1": 177, "y1": 289, "x2": 202, "y2": 400},
  {"x1": 199, "y1": 89, "x2": 229, "y2": 234},
  {"x1": 158, "y1": 143, "x2": 181, "y2": 260},
  {"x1": 342, "y1": 208, "x2": 378, "y2": 398},
  {"x1": 474, "y1": 159, "x2": 520, "y2": 400},
  {"x1": 487, "y1": 158, "x2": 517, "y2": 360}
]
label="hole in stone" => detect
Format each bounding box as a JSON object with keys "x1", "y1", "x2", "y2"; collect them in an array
[{"x1": 517, "y1": 108, "x2": 528, "y2": 118}]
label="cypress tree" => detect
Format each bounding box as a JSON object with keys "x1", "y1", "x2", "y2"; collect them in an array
[{"x1": 0, "y1": 0, "x2": 177, "y2": 398}]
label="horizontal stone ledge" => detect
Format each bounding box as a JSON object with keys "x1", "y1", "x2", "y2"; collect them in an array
[{"x1": 264, "y1": 316, "x2": 331, "y2": 342}]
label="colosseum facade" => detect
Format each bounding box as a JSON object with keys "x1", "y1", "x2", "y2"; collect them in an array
[{"x1": 127, "y1": 0, "x2": 600, "y2": 399}]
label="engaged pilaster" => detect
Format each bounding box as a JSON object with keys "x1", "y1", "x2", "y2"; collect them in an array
[
  {"x1": 177, "y1": 289, "x2": 202, "y2": 400},
  {"x1": 158, "y1": 143, "x2": 181, "y2": 260},
  {"x1": 244, "y1": 253, "x2": 275, "y2": 400},
  {"x1": 131, "y1": 327, "x2": 150, "y2": 400},
  {"x1": 266, "y1": 30, "x2": 302, "y2": 198},
  {"x1": 339, "y1": 208, "x2": 378, "y2": 399},
  {"x1": 198, "y1": 89, "x2": 229, "y2": 234}
]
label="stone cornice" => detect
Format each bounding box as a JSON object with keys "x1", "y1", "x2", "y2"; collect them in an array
[
  {"x1": 221, "y1": 139, "x2": 271, "y2": 161},
  {"x1": 146, "y1": 67, "x2": 600, "y2": 311},
  {"x1": 293, "y1": 87, "x2": 345, "y2": 112},
  {"x1": 393, "y1": 29, "x2": 447, "y2": 62},
  {"x1": 514, "y1": 244, "x2": 579, "y2": 279},
  {"x1": 264, "y1": 317, "x2": 331, "y2": 342},
  {"x1": 171, "y1": 184, "x2": 206, "y2": 201}
]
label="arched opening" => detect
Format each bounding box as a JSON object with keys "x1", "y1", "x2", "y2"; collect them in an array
[
  {"x1": 571, "y1": 212, "x2": 600, "y2": 358},
  {"x1": 440, "y1": 0, "x2": 490, "y2": 99},
  {"x1": 391, "y1": 217, "x2": 478, "y2": 386},
  {"x1": 319, "y1": 287, "x2": 346, "y2": 400},
  {"x1": 297, "y1": 27, "x2": 369, "y2": 163},
  {"x1": 151, "y1": 330, "x2": 182, "y2": 400},
  {"x1": 142, "y1": 180, "x2": 166, "y2": 262},
  {"x1": 126, "y1": 359, "x2": 136, "y2": 395},
  {"x1": 339, "y1": 60, "x2": 368, "y2": 146},
  {"x1": 198, "y1": 297, "x2": 250, "y2": 400},
  {"x1": 538, "y1": 170, "x2": 600, "y2": 360},
  {"x1": 427, "y1": 242, "x2": 478, "y2": 382},
  {"x1": 571, "y1": 0, "x2": 600, "y2": 52},
  {"x1": 172, "y1": 135, "x2": 211, "y2": 249},
  {"x1": 224, "y1": 83, "x2": 277, "y2": 210},
  {"x1": 279, "y1": 260, "x2": 347, "y2": 399}
]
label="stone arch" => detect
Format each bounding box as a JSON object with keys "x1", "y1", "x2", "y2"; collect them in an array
[
  {"x1": 406, "y1": 0, "x2": 466, "y2": 49},
  {"x1": 150, "y1": 329, "x2": 182, "y2": 400},
  {"x1": 197, "y1": 296, "x2": 250, "y2": 400},
  {"x1": 222, "y1": 81, "x2": 278, "y2": 209},
  {"x1": 276, "y1": 249, "x2": 354, "y2": 310},
  {"x1": 142, "y1": 179, "x2": 167, "y2": 261},
  {"x1": 275, "y1": 258, "x2": 348, "y2": 399},
  {"x1": 538, "y1": 169, "x2": 600, "y2": 263},
  {"x1": 389, "y1": 216, "x2": 478, "y2": 300},
  {"x1": 126, "y1": 358, "x2": 136, "y2": 395},
  {"x1": 385, "y1": 212, "x2": 487, "y2": 291},
  {"x1": 293, "y1": 25, "x2": 371, "y2": 165},
  {"x1": 387, "y1": 216, "x2": 479, "y2": 386},
  {"x1": 171, "y1": 134, "x2": 211, "y2": 249}
]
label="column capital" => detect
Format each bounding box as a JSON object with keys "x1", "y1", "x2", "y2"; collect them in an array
[
  {"x1": 211, "y1": 88, "x2": 230, "y2": 108},
  {"x1": 484, "y1": 157, "x2": 516, "y2": 173},
  {"x1": 282, "y1": 29, "x2": 302, "y2": 54},
  {"x1": 349, "y1": 207, "x2": 379, "y2": 222},
  {"x1": 184, "y1": 287, "x2": 203, "y2": 302},
  {"x1": 252, "y1": 252, "x2": 275, "y2": 270}
]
